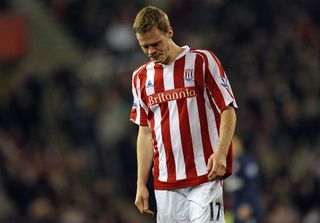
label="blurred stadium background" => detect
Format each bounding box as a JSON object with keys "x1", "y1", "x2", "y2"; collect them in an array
[{"x1": 0, "y1": 0, "x2": 319, "y2": 222}]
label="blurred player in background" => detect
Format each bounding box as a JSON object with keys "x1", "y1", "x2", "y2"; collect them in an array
[
  {"x1": 226, "y1": 136, "x2": 262, "y2": 223},
  {"x1": 129, "y1": 6, "x2": 237, "y2": 223}
]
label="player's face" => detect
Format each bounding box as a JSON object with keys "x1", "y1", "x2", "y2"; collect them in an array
[{"x1": 136, "y1": 27, "x2": 173, "y2": 64}]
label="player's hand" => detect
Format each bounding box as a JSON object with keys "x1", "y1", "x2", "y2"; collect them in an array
[
  {"x1": 207, "y1": 150, "x2": 227, "y2": 181},
  {"x1": 135, "y1": 185, "x2": 154, "y2": 217}
]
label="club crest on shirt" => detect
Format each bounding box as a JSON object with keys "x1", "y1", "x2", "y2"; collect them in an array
[{"x1": 184, "y1": 69, "x2": 194, "y2": 81}]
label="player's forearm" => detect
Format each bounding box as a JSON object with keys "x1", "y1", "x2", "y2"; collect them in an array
[
  {"x1": 136, "y1": 146, "x2": 153, "y2": 187},
  {"x1": 216, "y1": 106, "x2": 236, "y2": 156},
  {"x1": 136, "y1": 126, "x2": 154, "y2": 187}
]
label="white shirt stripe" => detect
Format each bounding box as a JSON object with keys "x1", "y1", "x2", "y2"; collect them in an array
[
  {"x1": 155, "y1": 108, "x2": 168, "y2": 181},
  {"x1": 204, "y1": 91, "x2": 219, "y2": 151}
]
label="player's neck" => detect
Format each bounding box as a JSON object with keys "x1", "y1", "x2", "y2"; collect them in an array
[{"x1": 164, "y1": 42, "x2": 184, "y2": 65}]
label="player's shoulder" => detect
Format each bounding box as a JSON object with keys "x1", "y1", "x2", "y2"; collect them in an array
[
  {"x1": 190, "y1": 47, "x2": 215, "y2": 56},
  {"x1": 132, "y1": 61, "x2": 152, "y2": 77},
  {"x1": 189, "y1": 47, "x2": 213, "y2": 52},
  {"x1": 189, "y1": 48, "x2": 218, "y2": 63}
]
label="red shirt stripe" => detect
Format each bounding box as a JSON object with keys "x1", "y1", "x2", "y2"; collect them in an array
[
  {"x1": 154, "y1": 65, "x2": 177, "y2": 182},
  {"x1": 174, "y1": 56, "x2": 197, "y2": 179}
]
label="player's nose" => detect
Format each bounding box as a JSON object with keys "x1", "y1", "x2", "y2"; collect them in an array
[{"x1": 148, "y1": 47, "x2": 157, "y2": 56}]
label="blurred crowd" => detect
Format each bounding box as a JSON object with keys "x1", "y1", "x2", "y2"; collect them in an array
[{"x1": 0, "y1": 0, "x2": 319, "y2": 222}]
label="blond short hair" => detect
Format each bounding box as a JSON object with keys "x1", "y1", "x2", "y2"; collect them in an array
[{"x1": 133, "y1": 6, "x2": 171, "y2": 34}]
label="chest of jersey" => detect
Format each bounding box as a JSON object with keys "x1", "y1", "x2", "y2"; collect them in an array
[{"x1": 141, "y1": 55, "x2": 204, "y2": 109}]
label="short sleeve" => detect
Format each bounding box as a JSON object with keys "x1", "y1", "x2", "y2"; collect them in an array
[
  {"x1": 129, "y1": 71, "x2": 148, "y2": 126},
  {"x1": 204, "y1": 50, "x2": 238, "y2": 112}
]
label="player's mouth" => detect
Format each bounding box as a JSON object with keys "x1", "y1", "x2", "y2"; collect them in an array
[{"x1": 150, "y1": 54, "x2": 161, "y2": 61}]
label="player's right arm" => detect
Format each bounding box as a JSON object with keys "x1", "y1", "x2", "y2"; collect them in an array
[{"x1": 135, "y1": 126, "x2": 154, "y2": 216}]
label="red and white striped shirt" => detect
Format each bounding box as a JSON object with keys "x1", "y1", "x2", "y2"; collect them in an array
[{"x1": 130, "y1": 46, "x2": 237, "y2": 190}]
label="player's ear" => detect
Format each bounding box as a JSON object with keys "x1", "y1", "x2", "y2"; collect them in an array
[{"x1": 168, "y1": 27, "x2": 173, "y2": 38}]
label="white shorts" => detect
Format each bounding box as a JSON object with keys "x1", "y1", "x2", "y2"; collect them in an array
[{"x1": 155, "y1": 181, "x2": 225, "y2": 223}]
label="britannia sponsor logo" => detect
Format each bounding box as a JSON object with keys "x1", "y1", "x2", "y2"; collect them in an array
[{"x1": 148, "y1": 86, "x2": 197, "y2": 106}]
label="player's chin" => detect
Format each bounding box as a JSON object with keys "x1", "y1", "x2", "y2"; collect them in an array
[
  {"x1": 151, "y1": 58, "x2": 158, "y2": 62},
  {"x1": 151, "y1": 55, "x2": 163, "y2": 63},
  {"x1": 151, "y1": 58, "x2": 162, "y2": 64}
]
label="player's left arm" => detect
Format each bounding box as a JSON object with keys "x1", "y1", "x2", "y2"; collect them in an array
[{"x1": 207, "y1": 105, "x2": 236, "y2": 181}]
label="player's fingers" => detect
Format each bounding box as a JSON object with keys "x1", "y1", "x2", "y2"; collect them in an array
[
  {"x1": 135, "y1": 197, "x2": 144, "y2": 213},
  {"x1": 207, "y1": 158, "x2": 216, "y2": 180},
  {"x1": 207, "y1": 156, "x2": 213, "y2": 172},
  {"x1": 136, "y1": 205, "x2": 143, "y2": 214},
  {"x1": 209, "y1": 170, "x2": 217, "y2": 181},
  {"x1": 208, "y1": 162, "x2": 217, "y2": 181},
  {"x1": 143, "y1": 209, "x2": 155, "y2": 216},
  {"x1": 143, "y1": 196, "x2": 149, "y2": 211},
  {"x1": 142, "y1": 197, "x2": 154, "y2": 216},
  {"x1": 220, "y1": 166, "x2": 226, "y2": 176},
  {"x1": 216, "y1": 163, "x2": 226, "y2": 177}
]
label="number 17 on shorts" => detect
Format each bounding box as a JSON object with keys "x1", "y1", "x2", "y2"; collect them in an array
[{"x1": 209, "y1": 201, "x2": 223, "y2": 222}]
